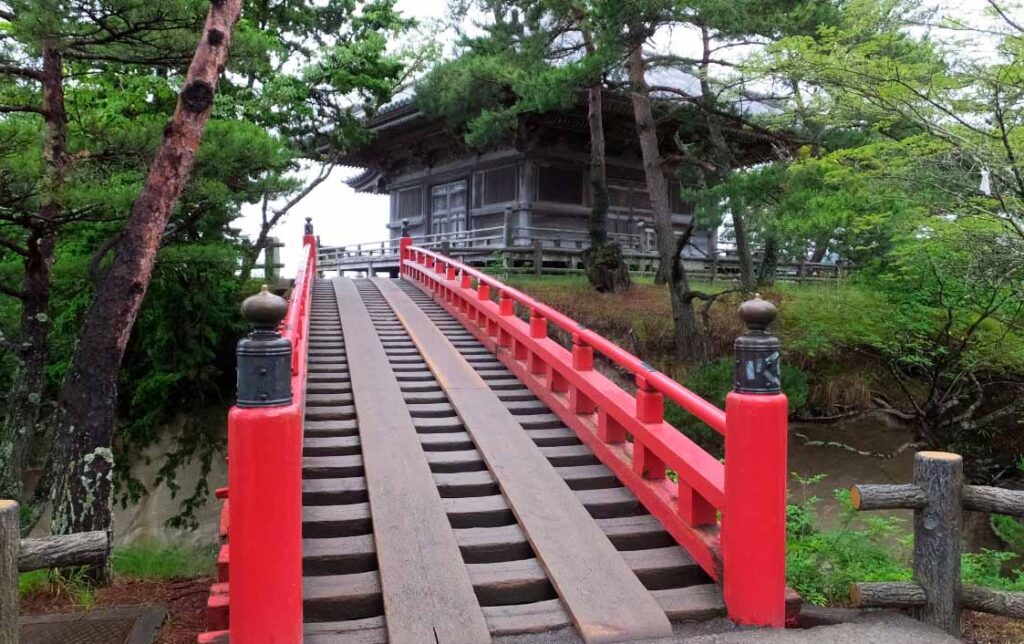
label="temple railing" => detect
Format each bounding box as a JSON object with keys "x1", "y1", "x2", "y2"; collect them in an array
[
  {"x1": 201, "y1": 227, "x2": 316, "y2": 643},
  {"x1": 323, "y1": 226, "x2": 851, "y2": 282},
  {"x1": 400, "y1": 237, "x2": 790, "y2": 627}
]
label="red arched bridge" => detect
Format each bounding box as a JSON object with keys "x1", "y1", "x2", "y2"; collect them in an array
[{"x1": 199, "y1": 222, "x2": 793, "y2": 643}]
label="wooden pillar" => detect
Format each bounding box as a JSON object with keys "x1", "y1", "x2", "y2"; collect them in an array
[
  {"x1": 517, "y1": 160, "x2": 534, "y2": 240},
  {"x1": 914, "y1": 451, "x2": 964, "y2": 636},
  {"x1": 1, "y1": 500, "x2": 18, "y2": 644},
  {"x1": 533, "y1": 240, "x2": 543, "y2": 276}
]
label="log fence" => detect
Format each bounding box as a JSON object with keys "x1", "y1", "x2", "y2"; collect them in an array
[
  {"x1": 849, "y1": 451, "x2": 1024, "y2": 636},
  {"x1": 1, "y1": 499, "x2": 112, "y2": 643}
]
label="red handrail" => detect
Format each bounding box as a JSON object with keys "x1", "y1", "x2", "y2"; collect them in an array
[
  {"x1": 401, "y1": 240, "x2": 789, "y2": 628},
  {"x1": 409, "y1": 248, "x2": 726, "y2": 434},
  {"x1": 212, "y1": 237, "x2": 316, "y2": 644}
]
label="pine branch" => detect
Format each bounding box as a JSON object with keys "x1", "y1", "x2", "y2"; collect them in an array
[
  {"x1": 0, "y1": 104, "x2": 44, "y2": 115},
  {"x1": 0, "y1": 63, "x2": 42, "y2": 81}
]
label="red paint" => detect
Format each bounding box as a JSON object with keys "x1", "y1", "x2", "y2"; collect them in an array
[
  {"x1": 200, "y1": 238, "x2": 315, "y2": 643},
  {"x1": 723, "y1": 392, "x2": 789, "y2": 627},
  {"x1": 400, "y1": 244, "x2": 789, "y2": 628}
]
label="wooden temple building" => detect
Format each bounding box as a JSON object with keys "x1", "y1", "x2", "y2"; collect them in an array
[{"x1": 326, "y1": 90, "x2": 778, "y2": 275}]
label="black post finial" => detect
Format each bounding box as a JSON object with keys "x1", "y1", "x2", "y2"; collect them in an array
[
  {"x1": 401, "y1": 218, "x2": 410, "y2": 237},
  {"x1": 734, "y1": 294, "x2": 782, "y2": 394},
  {"x1": 304, "y1": 217, "x2": 314, "y2": 235},
  {"x1": 237, "y1": 285, "x2": 292, "y2": 407}
]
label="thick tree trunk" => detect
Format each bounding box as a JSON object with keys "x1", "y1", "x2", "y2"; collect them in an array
[
  {"x1": 731, "y1": 207, "x2": 755, "y2": 292},
  {"x1": 0, "y1": 44, "x2": 66, "y2": 501},
  {"x1": 628, "y1": 47, "x2": 676, "y2": 286},
  {"x1": 587, "y1": 86, "x2": 609, "y2": 248},
  {"x1": 47, "y1": 0, "x2": 244, "y2": 537},
  {"x1": 583, "y1": 85, "x2": 630, "y2": 293},
  {"x1": 627, "y1": 45, "x2": 705, "y2": 361},
  {"x1": 757, "y1": 236, "x2": 777, "y2": 287}
]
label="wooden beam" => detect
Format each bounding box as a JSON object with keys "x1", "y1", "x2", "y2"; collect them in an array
[
  {"x1": 19, "y1": 531, "x2": 109, "y2": 572},
  {"x1": 850, "y1": 581, "x2": 927, "y2": 608},
  {"x1": 374, "y1": 278, "x2": 673, "y2": 644},
  {"x1": 963, "y1": 584, "x2": 1024, "y2": 619},
  {"x1": 913, "y1": 451, "x2": 963, "y2": 637},
  {"x1": 331, "y1": 278, "x2": 490, "y2": 644},
  {"x1": 963, "y1": 485, "x2": 1024, "y2": 517},
  {"x1": 850, "y1": 484, "x2": 926, "y2": 511},
  {"x1": 1, "y1": 500, "x2": 17, "y2": 644}
]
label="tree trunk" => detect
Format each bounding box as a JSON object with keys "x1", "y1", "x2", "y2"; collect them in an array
[
  {"x1": 627, "y1": 45, "x2": 705, "y2": 361},
  {"x1": 731, "y1": 207, "x2": 755, "y2": 292},
  {"x1": 0, "y1": 43, "x2": 66, "y2": 501},
  {"x1": 583, "y1": 85, "x2": 630, "y2": 293},
  {"x1": 757, "y1": 236, "x2": 777, "y2": 287},
  {"x1": 628, "y1": 47, "x2": 676, "y2": 286},
  {"x1": 47, "y1": 0, "x2": 245, "y2": 538},
  {"x1": 809, "y1": 237, "x2": 829, "y2": 263}
]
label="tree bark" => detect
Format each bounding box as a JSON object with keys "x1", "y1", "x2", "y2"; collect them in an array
[
  {"x1": 570, "y1": 10, "x2": 629, "y2": 294},
  {"x1": 913, "y1": 451, "x2": 963, "y2": 637},
  {"x1": 628, "y1": 46, "x2": 675, "y2": 286},
  {"x1": 47, "y1": 0, "x2": 245, "y2": 538},
  {"x1": 731, "y1": 207, "x2": 755, "y2": 292},
  {"x1": 0, "y1": 43, "x2": 67, "y2": 501},
  {"x1": 627, "y1": 44, "x2": 705, "y2": 361},
  {"x1": 0, "y1": 500, "x2": 17, "y2": 644},
  {"x1": 583, "y1": 85, "x2": 631, "y2": 293},
  {"x1": 19, "y1": 530, "x2": 109, "y2": 572},
  {"x1": 757, "y1": 235, "x2": 777, "y2": 287}
]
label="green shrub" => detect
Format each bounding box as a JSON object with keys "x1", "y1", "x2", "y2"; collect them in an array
[
  {"x1": 666, "y1": 358, "x2": 809, "y2": 456},
  {"x1": 961, "y1": 549, "x2": 1024, "y2": 591},
  {"x1": 111, "y1": 540, "x2": 217, "y2": 580},
  {"x1": 785, "y1": 479, "x2": 911, "y2": 605}
]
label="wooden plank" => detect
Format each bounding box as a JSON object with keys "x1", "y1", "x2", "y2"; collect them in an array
[
  {"x1": 375, "y1": 278, "x2": 672, "y2": 643},
  {"x1": 330, "y1": 278, "x2": 490, "y2": 644}
]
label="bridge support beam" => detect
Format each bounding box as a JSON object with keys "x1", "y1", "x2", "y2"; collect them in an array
[{"x1": 722, "y1": 296, "x2": 788, "y2": 628}]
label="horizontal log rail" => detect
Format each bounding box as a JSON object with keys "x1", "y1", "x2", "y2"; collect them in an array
[
  {"x1": 849, "y1": 451, "x2": 1024, "y2": 636},
  {"x1": 400, "y1": 238, "x2": 790, "y2": 627},
  {"x1": 2, "y1": 500, "x2": 113, "y2": 642}
]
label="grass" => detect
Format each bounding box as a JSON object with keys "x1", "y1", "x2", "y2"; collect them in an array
[
  {"x1": 111, "y1": 540, "x2": 218, "y2": 579},
  {"x1": 18, "y1": 540, "x2": 217, "y2": 605}
]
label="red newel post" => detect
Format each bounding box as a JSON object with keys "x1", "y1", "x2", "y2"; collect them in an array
[
  {"x1": 230, "y1": 286, "x2": 303, "y2": 643},
  {"x1": 399, "y1": 219, "x2": 412, "y2": 275},
  {"x1": 723, "y1": 295, "x2": 788, "y2": 627},
  {"x1": 303, "y1": 216, "x2": 317, "y2": 249}
]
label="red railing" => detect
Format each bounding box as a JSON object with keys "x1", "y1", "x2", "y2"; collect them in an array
[
  {"x1": 400, "y1": 238, "x2": 789, "y2": 627},
  {"x1": 200, "y1": 232, "x2": 316, "y2": 644}
]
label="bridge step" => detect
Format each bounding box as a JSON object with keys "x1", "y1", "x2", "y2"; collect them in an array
[
  {"x1": 375, "y1": 277, "x2": 673, "y2": 642},
  {"x1": 298, "y1": 277, "x2": 720, "y2": 643}
]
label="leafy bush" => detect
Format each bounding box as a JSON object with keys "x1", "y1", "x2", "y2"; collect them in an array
[
  {"x1": 786, "y1": 478, "x2": 911, "y2": 605},
  {"x1": 961, "y1": 550, "x2": 1024, "y2": 591},
  {"x1": 666, "y1": 358, "x2": 810, "y2": 456}
]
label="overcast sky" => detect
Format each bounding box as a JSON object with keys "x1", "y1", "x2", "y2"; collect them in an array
[{"x1": 238, "y1": 0, "x2": 999, "y2": 274}]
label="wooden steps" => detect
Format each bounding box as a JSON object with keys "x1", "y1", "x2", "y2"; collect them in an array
[{"x1": 299, "y1": 277, "x2": 720, "y2": 643}]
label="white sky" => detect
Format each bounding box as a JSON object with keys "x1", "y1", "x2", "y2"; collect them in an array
[{"x1": 237, "y1": 0, "x2": 1000, "y2": 274}]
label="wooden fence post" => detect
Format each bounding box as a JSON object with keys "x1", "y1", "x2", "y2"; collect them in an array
[
  {"x1": 914, "y1": 452, "x2": 964, "y2": 636},
  {"x1": 1, "y1": 500, "x2": 18, "y2": 644}
]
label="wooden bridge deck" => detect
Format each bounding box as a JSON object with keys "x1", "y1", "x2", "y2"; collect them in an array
[{"x1": 299, "y1": 276, "x2": 727, "y2": 643}]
